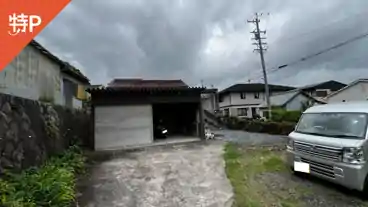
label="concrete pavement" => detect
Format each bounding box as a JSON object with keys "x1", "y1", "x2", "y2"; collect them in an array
[
  {"x1": 214, "y1": 129, "x2": 287, "y2": 146},
  {"x1": 77, "y1": 142, "x2": 233, "y2": 207}
]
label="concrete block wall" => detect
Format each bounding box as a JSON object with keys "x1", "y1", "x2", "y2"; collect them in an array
[{"x1": 0, "y1": 92, "x2": 91, "y2": 174}]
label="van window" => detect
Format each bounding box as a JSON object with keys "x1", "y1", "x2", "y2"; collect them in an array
[{"x1": 295, "y1": 113, "x2": 368, "y2": 139}]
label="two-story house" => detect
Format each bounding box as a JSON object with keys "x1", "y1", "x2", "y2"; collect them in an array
[
  {"x1": 298, "y1": 80, "x2": 346, "y2": 101},
  {"x1": 218, "y1": 83, "x2": 295, "y2": 118},
  {"x1": 0, "y1": 40, "x2": 90, "y2": 109}
]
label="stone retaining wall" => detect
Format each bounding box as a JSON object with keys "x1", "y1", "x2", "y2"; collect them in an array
[{"x1": 0, "y1": 93, "x2": 90, "y2": 173}]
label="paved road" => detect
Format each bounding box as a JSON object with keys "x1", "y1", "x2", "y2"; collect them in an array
[
  {"x1": 77, "y1": 142, "x2": 233, "y2": 207},
  {"x1": 213, "y1": 129, "x2": 287, "y2": 146}
]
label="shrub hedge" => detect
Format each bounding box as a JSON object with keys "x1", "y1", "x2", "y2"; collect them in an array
[
  {"x1": 270, "y1": 109, "x2": 302, "y2": 123},
  {"x1": 0, "y1": 145, "x2": 86, "y2": 207},
  {"x1": 223, "y1": 117, "x2": 295, "y2": 135}
]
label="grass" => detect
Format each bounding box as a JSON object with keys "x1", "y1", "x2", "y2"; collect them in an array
[{"x1": 224, "y1": 143, "x2": 304, "y2": 207}]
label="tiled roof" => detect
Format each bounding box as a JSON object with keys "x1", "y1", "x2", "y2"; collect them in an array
[
  {"x1": 202, "y1": 88, "x2": 218, "y2": 93},
  {"x1": 30, "y1": 40, "x2": 90, "y2": 84},
  {"x1": 298, "y1": 80, "x2": 346, "y2": 91},
  {"x1": 108, "y1": 79, "x2": 188, "y2": 88},
  {"x1": 86, "y1": 86, "x2": 204, "y2": 94},
  {"x1": 219, "y1": 83, "x2": 295, "y2": 95}
]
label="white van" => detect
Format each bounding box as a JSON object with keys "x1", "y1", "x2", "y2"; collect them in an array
[{"x1": 286, "y1": 102, "x2": 368, "y2": 193}]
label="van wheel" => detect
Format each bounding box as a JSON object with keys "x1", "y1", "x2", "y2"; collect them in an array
[{"x1": 362, "y1": 176, "x2": 368, "y2": 199}]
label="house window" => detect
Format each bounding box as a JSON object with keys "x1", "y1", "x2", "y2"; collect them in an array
[
  {"x1": 219, "y1": 95, "x2": 223, "y2": 102},
  {"x1": 315, "y1": 90, "x2": 328, "y2": 97},
  {"x1": 240, "y1": 92, "x2": 246, "y2": 99},
  {"x1": 224, "y1": 108, "x2": 230, "y2": 116},
  {"x1": 237, "y1": 108, "x2": 248, "y2": 116},
  {"x1": 254, "y1": 92, "x2": 260, "y2": 99}
]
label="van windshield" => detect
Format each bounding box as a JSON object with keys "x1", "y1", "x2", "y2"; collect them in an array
[{"x1": 295, "y1": 113, "x2": 368, "y2": 139}]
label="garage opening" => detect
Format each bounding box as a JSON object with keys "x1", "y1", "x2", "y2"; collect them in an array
[{"x1": 152, "y1": 103, "x2": 200, "y2": 141}]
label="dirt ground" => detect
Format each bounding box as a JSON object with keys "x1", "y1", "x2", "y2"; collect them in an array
[{"x1": 224, "y1": 143, "x2": 368, "y2": 207}]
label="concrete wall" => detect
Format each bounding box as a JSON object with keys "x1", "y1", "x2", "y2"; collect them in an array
[
  {"x1": 201, "y1": 93, "x2": 217, "y2": 113},
  {"x1": 326, "y1": 81, "x2": 368, "y2": 103},
  {"x1": 0, "y1": 45, "x2": 63, "y2": 105},
  {"x1": 285, "y1": 94, "x2": 311, "y2": 111},
  {"x1": 0, "y1": 92, "x2": 90, "y2": 173},
  {"x1": 0, "y1": 45, "x2": 87, "y2": 109}
]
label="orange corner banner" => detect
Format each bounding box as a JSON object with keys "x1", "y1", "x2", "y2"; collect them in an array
[{"x1": 0, "y1": 0, "x2": 71, "y2": 71}]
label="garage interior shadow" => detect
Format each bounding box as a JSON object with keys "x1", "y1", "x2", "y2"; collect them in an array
[{"x1": 152, "y1": 103, "x2": 199, "y2": 141}]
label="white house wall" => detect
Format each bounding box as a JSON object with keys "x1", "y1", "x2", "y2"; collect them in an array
[
  {"x1": 0, "y1": 45, "x2": 63, "y2": 105},
  {"x1": 227, "y1": 105, "x2": 261, "y2": 118},
  {"x1": 326, "y1": 82, "x2": 368, "y2": 103},
  {"x1": 219, "y1": 92, "x2": 265, "y2": 107},
  {"x1": 219, "y1": 94, "x2": 232, "y2": 107},
  {"x1": 219, "y1": 92, "x2": 265, "y2": 118}
]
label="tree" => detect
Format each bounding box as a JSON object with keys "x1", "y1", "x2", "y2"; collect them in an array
[{"x1": 301, "y1": 100, "x2": 314, "y2": 112}]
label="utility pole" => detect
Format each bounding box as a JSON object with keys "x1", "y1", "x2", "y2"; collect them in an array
[{"x1": 248, "y1": 12, "x2": 271, "y2": 119}]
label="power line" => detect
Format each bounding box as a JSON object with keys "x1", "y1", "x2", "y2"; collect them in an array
[
  {"x1": 249, "y1": 31, "x2": 368, "y2": 81},
  {"x1": 268, "y1": 54, "x2": 368, "y2": 83},
  {"x1": 247, "y1": 12, "x2": 271, "y2": 119},
  {"x1": 247, "y1": 11, "x2": 368, "y2": 81},
  {"x1": 276, "y1": 9, "x2": 368, "y2": 43}
]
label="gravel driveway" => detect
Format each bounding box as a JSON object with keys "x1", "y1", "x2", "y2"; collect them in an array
[
  {"x1": 258, "y1": 171, "x2": 367, "y2": 207},
  {"x1": 77, "y1": 142, "x2": 233, "y2": 207},
  {"x1": 214, "y1": 129, "x2": 287, "y2": 146}
]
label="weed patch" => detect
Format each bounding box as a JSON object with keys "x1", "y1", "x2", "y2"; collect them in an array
[
  {"x1": 0, "y1": 145, "x2": 86, "y2": 207},
  {"x1": 224, "y1": 143, "x2": 301, "y2": 207}
]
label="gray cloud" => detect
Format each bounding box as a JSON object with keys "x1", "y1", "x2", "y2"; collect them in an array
[{"x1": 37, "y1": 0, "x2": 368, "y2": 89}]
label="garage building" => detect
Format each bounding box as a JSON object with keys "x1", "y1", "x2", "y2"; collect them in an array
[{"x1": 87, "y1": 79, "x2": 205, "y2": 151}]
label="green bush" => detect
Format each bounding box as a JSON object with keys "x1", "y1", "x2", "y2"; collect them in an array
[
  {"x1": 270, "y1": 109, "x2": 301, "y2": 123},
  {"x1": 0, "y1": 146, "x2": 86, "y2": 207},
  {"x1": 223, "y1": 117, "x2": 295, "y2": 135}
]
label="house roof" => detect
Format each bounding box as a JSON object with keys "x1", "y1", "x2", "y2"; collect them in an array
[
  {"x1": 87, "y1": 78, "x2": 205, "y2": 94},
  {"x1": 202, "y1": 88, "x2": 218, "y2": 93},
  {"x1": 108, "y1": 79, "x2": 188, "y2": 88},
  {"x1": 258, "y1": 89, "x2": 325, "y2": 108},
  {"x1": 219, "y1": 83, "x2": 295, "y2": 95},
  {"x1": 86, "y1": 85, "x2": 204, "y2": 94},
  {"x1": 88, "y1": 84, "x2": 104, "y2": 89},
  {"x1": 298, "y1": 80, "x2": 346, "y2": 91},
  {"x1": 30, "y1": 40, "x2": 90, "y2": 84},
  {"x1": 325, "y1": 79, "x2": 368, "y2": 99}
]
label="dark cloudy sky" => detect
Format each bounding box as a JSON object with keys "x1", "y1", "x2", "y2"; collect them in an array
[{"x1": 36, "y1": 0, "x2": 368, "y2": 89}]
